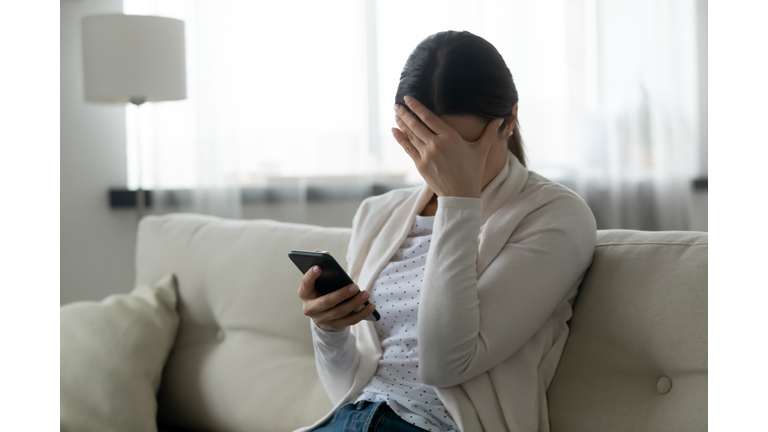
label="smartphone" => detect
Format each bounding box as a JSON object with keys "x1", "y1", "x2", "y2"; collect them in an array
[{"x1": 288, "y1": 250, "x2": 381, "y2": 322}]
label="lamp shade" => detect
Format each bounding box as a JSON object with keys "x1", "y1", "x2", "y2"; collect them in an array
[{"x1": 82, "y1": 14, "x2": 187, "y2": 103}]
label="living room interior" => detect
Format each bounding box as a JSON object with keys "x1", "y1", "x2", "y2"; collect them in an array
[
  {"x1": 61, "y1": 0, "x2": 710, "y2": 306},
  {"x1": 15, "y1": 0, "x2": 756, "y2": 430}
]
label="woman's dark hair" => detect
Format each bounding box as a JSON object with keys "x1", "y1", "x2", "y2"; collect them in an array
[{"x1": 395, "y1": 31, "x2": 526, "y2": 167}]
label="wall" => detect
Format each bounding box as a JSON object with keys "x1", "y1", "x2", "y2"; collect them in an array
[
  {"x1": 61, "y1": 0, "x2": 138, "y2": 304},
  {"x1": 689, "y1": 0, "x2": 708, "y2": 232}
]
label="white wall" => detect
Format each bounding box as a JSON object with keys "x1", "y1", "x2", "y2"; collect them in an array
[
  {"x1": 689, "y1": 0, "x2": 707, "y2": 232},
  {"x1": 689, "y1": 191, "x2": 707, "y2": 232},
  {"x1": 61, "y1": 0, "x2": 139, "y2": 305}
]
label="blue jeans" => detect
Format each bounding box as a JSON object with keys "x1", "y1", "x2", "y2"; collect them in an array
[{"x1": 311, "y1": 400, "x2": 429, "y2": 432}]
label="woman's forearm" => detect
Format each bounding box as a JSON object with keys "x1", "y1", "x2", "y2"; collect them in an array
[
  {"x1": 418, "y1": 196, "x2": 484, "y2": 387},
  {"x1": 418, "y1": 194, "x2": 593, "y2": 388}
]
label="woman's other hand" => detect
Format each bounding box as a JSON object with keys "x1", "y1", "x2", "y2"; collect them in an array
[
  {"x1": 392, "y1": 95, "x2": 504, "y2": 199},
  {"x1": 297, "y1": 249, "x2": 376, "y2": 332}
]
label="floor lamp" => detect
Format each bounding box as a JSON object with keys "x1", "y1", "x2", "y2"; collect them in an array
[{"x1": 81, "y1": 14, "x2": 187, "y2": 225}]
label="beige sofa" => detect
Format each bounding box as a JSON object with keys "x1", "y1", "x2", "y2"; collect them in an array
[{"x1": 134, "y1": 213, "x2": 707, "y2": 432}]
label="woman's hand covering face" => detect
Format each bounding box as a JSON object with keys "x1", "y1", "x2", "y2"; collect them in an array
[{"x1": 392, "y1": 95, "x2": 503, "y2": 199}]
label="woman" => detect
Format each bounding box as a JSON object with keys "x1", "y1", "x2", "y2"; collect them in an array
[{"x1": 295, "y1": 31, "x2": 596, "y2": 432}]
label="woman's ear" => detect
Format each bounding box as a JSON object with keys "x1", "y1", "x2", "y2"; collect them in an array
[
  {"x1": 508, "y1": 103, "x2": 519, "y2": 136},
  {"x1": 501, "y1": 103, "x2": 519, "y2": 137}
]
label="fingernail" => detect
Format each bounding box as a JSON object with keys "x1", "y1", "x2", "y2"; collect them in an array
[
  {"x1": 404, "y1": 95, "x2": 413, "y2": 104},
  {"x1": 349, "y1": 284, "x2": 359, "y2": 292},
  {"x1": 498, "y1": 118, "x2": 504, "y2": 126},
  {"x1": 361, "y1": 291, "x2": 370, "y2": 299},
  {"x1": 393, "y1": 103, "x2": 399, "y2": 112},
  {"x1": 313, "y1": 266, "x2": 319, "y2": 273}
]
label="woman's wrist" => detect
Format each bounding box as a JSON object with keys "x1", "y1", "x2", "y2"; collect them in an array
[
  {"x1": 436, "y1": 196, "x2": 483, "y2": 210},
  {"x1": 311, "y1": 318, "x2": 350, "y2": 340}
]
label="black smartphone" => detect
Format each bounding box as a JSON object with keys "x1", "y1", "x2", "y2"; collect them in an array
[{"x1": 288, "y1": 250, "x2": 381, "y2": 322}]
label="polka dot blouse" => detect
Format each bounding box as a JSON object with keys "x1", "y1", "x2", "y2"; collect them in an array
[{"x1": 353, "y1": 214, "x2": 459, "y2": 432}]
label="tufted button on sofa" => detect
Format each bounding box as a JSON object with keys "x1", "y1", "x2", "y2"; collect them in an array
[
  {"x1": 134, "y1": 213, "x2": 707, "y2": 432},
  {"x1": 657, "y1": 376, "x2": 673, "y2": 394}
]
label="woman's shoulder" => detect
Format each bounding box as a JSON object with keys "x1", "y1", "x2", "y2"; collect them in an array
[
  {"x1": 515, "y1": 171, "x2": 597, "y2": 244},
  {"x1": 524, "y1": 171, "x2": 593, "y2": 215}
]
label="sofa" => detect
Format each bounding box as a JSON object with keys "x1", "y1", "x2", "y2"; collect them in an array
[{"x1": 100, "y1": 212, "x2": 709, "y2": 431}]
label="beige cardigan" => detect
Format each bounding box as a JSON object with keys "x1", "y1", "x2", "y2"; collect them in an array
[{"x1": 295, "y1": 150, "x2": 597, "y2": 432}]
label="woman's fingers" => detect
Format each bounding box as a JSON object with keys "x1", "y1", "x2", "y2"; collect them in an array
[
  {"x1": 305, "y1": 281, "x2": 357, "y2": 317},
  {"x1": 333, "y1": 301, "x2": 376, "y2": 328},
  {"x1": 403, "y1": 95, "x2": 451, "y2": 136},
  {"x1": 476, "y1": 118, "x2": 505, "y2": 144},
  {"x1": 394, "y1": 115, "x2": 426, "y2": 150},
  {"x1": 298, "y1": 264, "x2": 321, "y2": 301},
  {"x1": 301, "y1": 248, "x2": 370, "y2": 332},
  {"x1": 395, "y1": 103, "x2": 436, "y2": 144},
  {"x1": 316, "y1": 288, "x2": 370, "y2": 323},
  {"x1": 392, "y1": 128, "x2": 423, "y2": 164},
  {"x1": 315, "y1": 282, "x2": 360, "y2": 312}
]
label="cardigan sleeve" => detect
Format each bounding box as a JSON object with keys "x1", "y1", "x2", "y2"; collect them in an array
[
  {"x1": 417, "y1": 193, "x2": 596, "y2": 388},
  {"x1": 310, "y1": 318, "x2": 360, "y2": 404},
  {"x1": 311, "y1": 199, "x2": 368, "y2": 404}
]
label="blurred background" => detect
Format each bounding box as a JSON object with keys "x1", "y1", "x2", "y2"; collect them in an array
[{"x1": 61, "y1": 0, "x2": 707, "y2": 304}]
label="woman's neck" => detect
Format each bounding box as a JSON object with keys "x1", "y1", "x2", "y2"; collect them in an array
[{"x1": 419, "y1": 193, "x2": 439, "y2": 217}]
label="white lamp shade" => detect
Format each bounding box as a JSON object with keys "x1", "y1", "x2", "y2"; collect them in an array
[{"x1": 82, "y1": 14, "x2": 187, "y2": 103}]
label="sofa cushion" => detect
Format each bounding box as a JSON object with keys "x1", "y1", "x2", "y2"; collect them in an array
[
  {"x1": 60, "y1": 273, "x2": 180, "y2": 432},
  {"x1": 547, "y1": 230, "x2": 707, "y2": 432},
  {"x1": 135, "y1": 214, "x2": 351, "y2": 432}
]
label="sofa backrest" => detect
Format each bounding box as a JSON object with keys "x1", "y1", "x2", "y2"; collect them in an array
[
  {"x1": 136, "y1": 213, "x2": 350, "y2": 432},
  {"x1": 547, "y1": 229, "x2": 707, "y2": 432},
  {"x1": 137, "y1": 214, "x2": 707, "y2": 432}
]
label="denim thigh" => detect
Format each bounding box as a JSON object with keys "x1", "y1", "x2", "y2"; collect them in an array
[
  {"x1": 312, "y1": 400, "x2": 431, "y2": 432},
  {"x1": 311, "y1": 400, "x2": 388, "y2": 432},
  {"x1": 368, "y1": 405, "x2": 432, "y2": 432}
]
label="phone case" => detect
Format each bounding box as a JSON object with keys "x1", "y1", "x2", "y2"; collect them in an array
[{"x1": 288, "y1": 250, "x2": 381, "y2": 321}]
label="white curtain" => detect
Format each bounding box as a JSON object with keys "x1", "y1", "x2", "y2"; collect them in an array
[
  {"x1": 565, "y1": 0, "x2": 700, "y2": 230},
  {"x1": 124, "y1": 0, "x2": 374, "y2": 220},
  {"x1": 125, "y1": 0, "x2": 701, "y2": 230}
]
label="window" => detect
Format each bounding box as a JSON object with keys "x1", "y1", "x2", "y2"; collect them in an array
[{"x1": 125, "y1": 0, "x2": 701, "y2": 230}]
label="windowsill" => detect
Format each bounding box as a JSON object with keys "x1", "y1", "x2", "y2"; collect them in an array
[
  {"x1": 109, "y1": 175, "x2": 707, "y2": 209},
  {"x1": 108, "y1": 181, "x2": 417, "y2": 209},
  {"x1": 693, "y1": 176, "x2": 707, "y2": 191}
]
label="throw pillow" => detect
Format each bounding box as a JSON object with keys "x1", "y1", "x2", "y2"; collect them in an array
[{"x1": 60, "y1": 273, "x2": 180, "y2": 432}]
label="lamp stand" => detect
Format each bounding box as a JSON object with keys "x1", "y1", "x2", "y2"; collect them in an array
[{"x1": 130, "y1": 96, "x2": 147, "y2": 227}]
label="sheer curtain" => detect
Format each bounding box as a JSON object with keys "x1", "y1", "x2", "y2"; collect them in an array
[
  {"x1": 124, "y1": 0, "x2": 374, "y2": 219},
  {"x1": 566, "y1": 0, "x2": 699, "y2": 230},
  {"x1": 125, "y1": 0, "x2": 701, "y2": 230}
]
